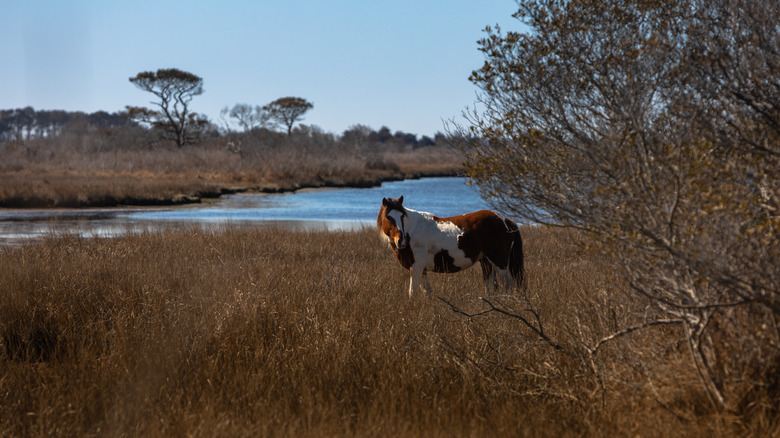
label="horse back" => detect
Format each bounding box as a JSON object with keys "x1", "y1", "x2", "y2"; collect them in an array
[{"x1": 436, "y1": 210, "x2": 517, "y2": 269}]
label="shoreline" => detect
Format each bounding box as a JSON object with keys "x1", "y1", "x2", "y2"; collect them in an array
[
  {"x1": 0, "y1": 173, "x2": 468, "y2": 244},
  {"x1": 0, "y1": 169, "x2": 464, "y2": 210}
]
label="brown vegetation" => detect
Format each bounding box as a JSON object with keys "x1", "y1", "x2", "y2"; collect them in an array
[
  {"x1": 0, "y1": 123, "x2": 462, "y2": 208},
  {"x1": 465, "y1": 0, "x2": 780, "y2": 410},
  {"x1": 1, "y1": 227, "x2": 776, "y2": 436}
]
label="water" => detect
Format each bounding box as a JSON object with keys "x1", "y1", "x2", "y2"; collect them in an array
[{"x1": 0, "y1": 177, "x2": 493, "y2": 243}]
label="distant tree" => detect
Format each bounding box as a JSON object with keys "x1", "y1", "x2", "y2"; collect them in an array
[
  {"x1": 340, "y1": 124, "x2": 374, "y2": 154},
  {"x1": 418, "y1": 135, "x2": 435, "y2": 147},
  {"x1": 0, "y1": 107, "x2": 37, "y2": 141},
  {"x1": 39, "y1": 110, "x2": 70, "y2": 137},
  {"x1": 127, "y1": 68, "x2": 206, "y2": 147},
  {"x1": 221, "y1": 103, "x2": 270, "y2": 132},
  {"x1": 263, "y1": 97, "x2": 313, "y2": 135},
  {"x1": 86, "y1": 111, "x2": 131, "y2": 129},
  {"x1": 341, "y1": 124, "x2": 374, "y2": 140},
  {"x1": 0, "y1": 111, "x2": 9, "y2": 141},
  {"x1": 394, "y1": 130, "x2": 418, "y2": 146},
  {"x1": 370, "y1": 126, "x2": 393, "y2": 143},
  {"x1": 18, "y1": 107, "x2": 36, "y2": 140}
]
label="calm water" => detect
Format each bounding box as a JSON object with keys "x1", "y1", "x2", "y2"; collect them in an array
[{"x1": 0, "y1": 177, "x2": 493, "y2": 243}]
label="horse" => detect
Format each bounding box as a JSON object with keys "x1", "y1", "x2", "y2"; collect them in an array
[{"x1": 377, "y1": 196, "x2": 524, "y2": 297}]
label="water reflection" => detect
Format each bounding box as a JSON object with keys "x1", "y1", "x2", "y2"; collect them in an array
[{"x1": 0, "y1": 177, "x2": 490, "y2": 243}]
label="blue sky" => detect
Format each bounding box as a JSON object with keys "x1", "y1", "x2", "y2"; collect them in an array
[{"x1": 1, "y1": 1, "x2": 522, "y2": 137}]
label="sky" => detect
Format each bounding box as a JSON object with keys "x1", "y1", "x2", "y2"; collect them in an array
[{"x1": 1, "y1": 1, "x2": 523, "y2": 138}]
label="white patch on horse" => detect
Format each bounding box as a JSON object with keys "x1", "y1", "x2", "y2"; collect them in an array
[{"x1": 405, "y1": 209, "x2": 472, "y2": 272}]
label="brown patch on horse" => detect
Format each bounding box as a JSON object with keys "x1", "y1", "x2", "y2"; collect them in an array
[
  {"x1": 393, "y1": 244, "x2": 415, "y2": 269},
  {"x1": 433, "y1": 249, "x2": 461, "y2": 273},
  {"x1": 435, "y1": 210, "x2": 515, "y2": 269}
]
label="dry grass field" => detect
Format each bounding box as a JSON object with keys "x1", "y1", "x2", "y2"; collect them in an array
[
  {"x1": 0, "y1": 133, "x2": 463, "y2": 208},
  {"x1": 0, "y1": 226, "x2": 777, "y2": 436}
]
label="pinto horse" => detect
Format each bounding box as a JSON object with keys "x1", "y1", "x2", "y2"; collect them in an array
[{"x1": 377, "y1": 196, "x2": 524, "y2": 297}]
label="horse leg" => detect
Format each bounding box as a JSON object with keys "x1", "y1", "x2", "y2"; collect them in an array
[
  {"x1": 498, "y1": 267, "x2": 514, "y2": 294},
  {"x1": 480, "y1": 259, "x2": 498, "y2": 293},
  {"x1": 420, "y1": 271, "x2": 434, "y2": 295},
  {"x1": 408, "y1": 264, "x2": 426, "y2": 298}
]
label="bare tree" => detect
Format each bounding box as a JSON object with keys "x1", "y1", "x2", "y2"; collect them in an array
[
  {"x1": 263, "y1": 97, "x2": 313, "y2": 135},
  {"x1": 128, "y1": 68, "x2": 207, "y2": 147},
  {"x1": 221, "y1": 103, "x2": 270, "y2": 132},
  {"x1": 463, "y1": 0, "x2": 779, "y2": 409}
]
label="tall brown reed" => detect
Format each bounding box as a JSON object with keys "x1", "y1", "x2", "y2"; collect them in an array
[
  {"x1": 0, "y1": 227, "x2": 776, "y2": 436},
  {"x1": 0, "y1": 130, "x2": 464, "y2": 207}
]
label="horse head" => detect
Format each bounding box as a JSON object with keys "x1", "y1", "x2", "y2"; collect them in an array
[{"x1": 378, "y1": 196, "x2": 409, "y2": 250}]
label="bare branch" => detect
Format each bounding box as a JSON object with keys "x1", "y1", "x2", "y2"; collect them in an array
[
  {"x1": 586, "y1": 318, "x2": 684, "y2": 355},
  {"x1": 438, "y1": 296, "x2": 566, "y2": 352}
]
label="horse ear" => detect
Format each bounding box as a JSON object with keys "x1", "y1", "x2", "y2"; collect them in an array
[
  {"x1": 398, "y1": 196, "x2": 404, "y2": 204},
  {"x1": 382, "y1": 197, "x2": 389, "y2": 206}
]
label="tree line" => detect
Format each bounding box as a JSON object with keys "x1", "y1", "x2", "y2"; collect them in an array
[
  {"x1": 1, "y1": 67, "x2": 443, "y2": 149},
  {"x1": 0, "y1": 108, "x2": 130, "y2": 142},
  {"x1": 0, "y1": 105, "x2": 443, "y2": 152}
]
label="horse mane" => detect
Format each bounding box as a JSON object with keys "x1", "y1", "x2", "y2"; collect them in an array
[{"x1": 376, "y1": 203, "x2": 389, "y2": 242}]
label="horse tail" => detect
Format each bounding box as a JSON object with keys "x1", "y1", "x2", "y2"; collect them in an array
[{"x1": 507, "y1": 220, "x2": 525, "y2": 289}]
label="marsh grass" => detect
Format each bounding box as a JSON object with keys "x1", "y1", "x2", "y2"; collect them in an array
[
  {"x1": 0, "y1": 133, "x2": 463, "y2": 207},
  {"x1": 0, "y1": 227, "x2": 776, "y2": 436}
]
